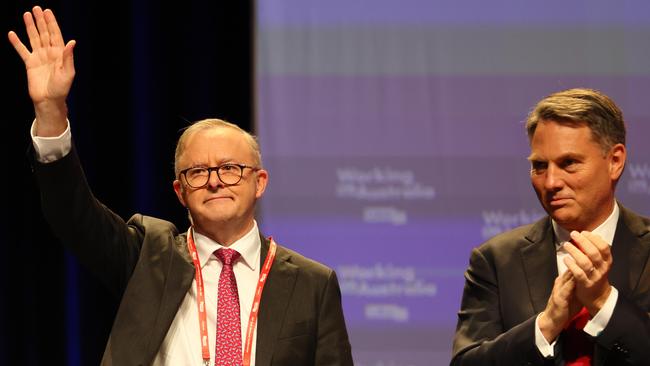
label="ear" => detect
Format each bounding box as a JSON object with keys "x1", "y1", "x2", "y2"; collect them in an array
[
  {"x1": 609, "y1": 143, "x2": 626, "y2": 181},
  {"x1": 173, "y1": 179, "x2": 187, "y2": 207},
  {"x1": 254, "y1": 169, "x2": 269, "y2": 199}
]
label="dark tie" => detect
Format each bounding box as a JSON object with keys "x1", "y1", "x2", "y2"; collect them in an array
[
  {"x1": 563, "y1": 306, "x2": 593, "y2": 365},
  {"x1": 214, "y1": 248, "x2": 242, "y2": 366}
]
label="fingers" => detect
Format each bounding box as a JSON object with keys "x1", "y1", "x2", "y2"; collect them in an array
[
  {"x1": 563, "y1": 244, "x2": 594, "y2": 280},
  {"x1": 33, "y1": 6, "x2": 51, "y2": 50},
  {"x1": 564, "y1": 231, "x2": 611, "y2": 275},
  {"x1": 63, "y1": 40, "x2": 76, "y2": 74},
  {"x1": 23, "y1": 10, "x2": 40, "y2": 52},
  {"x1": 563, "y1": 256, "x2": 590, "y2": 282},
  {"x1": 7, "y1": 31, "x2": 30, "y2": 61},
  {"x1": 563, "y1": 244, "x2": 593, "y2": 280},
  {"x1": 549, "y1": 270, "x2": 574, "y2": 311},
  {"x1": 541, "y1": 270, "x2": 577, "y2": 338},
  {"x1": 562, "y1": 231, "x2": 613, "y2": 313},
  {"x1": 44, "y1": 9, "x2": 64, "y2": 47},
  {"x1": 559, "y1": 268, "x2": 574, "y2": 284},
  {"x1": 581, "y1": 231, "x2": 612, "y2": 263},
  {"x1": 17, "y1": 6, "x2": 61, "y2": 52},
  {"x1": 10, "y1": 7, "x2": 70, "y2": 63},
  {"x1": 556, "y1": 272, "x2": 575, "y2": 302}
]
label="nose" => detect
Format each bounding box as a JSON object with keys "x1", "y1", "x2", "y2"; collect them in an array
[
  {"x1": 206, "y1": 169, "x2": 224, "y2": 189},
  {"x1": 543, "y1": 164, "x2": 564, "y2": 191}
]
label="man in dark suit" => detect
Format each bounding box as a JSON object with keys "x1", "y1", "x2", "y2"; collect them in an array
[
  {"x1": 451, "y1": 88, "x2": 650, "y2": 366},
  {"x1": 9, "y1": 6, "x2": 353, "y2": 366}
]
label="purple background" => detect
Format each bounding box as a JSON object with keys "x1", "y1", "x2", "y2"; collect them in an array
[{"x1": 255, "y1": 1, "x2": 650, "y2": 364}]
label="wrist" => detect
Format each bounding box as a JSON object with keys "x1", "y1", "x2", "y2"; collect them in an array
[
  {"x1": 538, "y1": 312, "x2": 563, "y2": 343},
  {"x1": 34, "y1": 100, "x2": 68, "y2": 137},
  {"x1": 587, "y1": 285, "x2": 612, "y2": 316}
]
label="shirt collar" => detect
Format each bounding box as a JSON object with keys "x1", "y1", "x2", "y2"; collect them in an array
[
  {"x1": 552, "y1": 201, "x2": 619, "y2": 248},
  {"x1": 191, "y1": 220, "x2": 261, "y2": 270}
]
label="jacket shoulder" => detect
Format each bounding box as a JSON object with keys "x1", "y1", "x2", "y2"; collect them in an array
[
  {"x1": 475, "y1": 217, "x2": 550, "y2": 258},
  {"x1": 125, "y1": 214, "x2": 180, "y2": 236},
  {"x1": 274, "y1": 244, "x2": 334, "y2": 278}
]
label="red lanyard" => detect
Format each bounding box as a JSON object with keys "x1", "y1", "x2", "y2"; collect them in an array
[{"x1": 186, "y1": 228, "x2": 277, "y2": 366}]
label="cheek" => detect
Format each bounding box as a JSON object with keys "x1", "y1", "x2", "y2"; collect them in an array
[
  {"x1": 568, "y1": 174, "x2": 589, "y2": 195},
  {"x1": 241, "y1": 185, "x2": 260, "y2": 203},
  {"x1": 530, "y1": 177, "x2": 544, "y2": 193},
  {"x1": 184, "y1": 190, "x2": 204, "y2": 208}
]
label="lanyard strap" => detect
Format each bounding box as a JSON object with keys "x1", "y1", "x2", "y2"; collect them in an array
[{"x1": 186, "y1": 228, "x2": 277, "y2": 366}]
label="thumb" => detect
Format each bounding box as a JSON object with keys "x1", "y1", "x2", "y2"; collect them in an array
[{"x1": 63, "y1": 40, "x2": 76, "y2": 74}]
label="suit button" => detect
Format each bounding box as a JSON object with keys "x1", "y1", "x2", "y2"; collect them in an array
[{"x1": 612, "y1": 342, "x2": 628, "y2": 354}]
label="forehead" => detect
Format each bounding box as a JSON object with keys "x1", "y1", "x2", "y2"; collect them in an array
[
  {"x1": 529, "y1": 120, "x2": 600, "y2": 157},
  {"x1": 181, "y1": 127, "x2": 254, "y2": 163}
]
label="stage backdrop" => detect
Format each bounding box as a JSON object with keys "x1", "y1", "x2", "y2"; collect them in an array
[{"x1": 254, "y1": 1, "x2": 650, "y2": 364}]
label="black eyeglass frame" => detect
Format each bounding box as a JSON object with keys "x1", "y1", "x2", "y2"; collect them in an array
[{"x1": 178, "y1": 163, "x2": 260, "y2": 188}]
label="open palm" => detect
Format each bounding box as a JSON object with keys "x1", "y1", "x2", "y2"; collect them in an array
[{"x1": 8, "y1": 6, "x2": 75, "y2": 105}]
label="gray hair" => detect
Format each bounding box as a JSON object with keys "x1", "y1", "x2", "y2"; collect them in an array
[
  {"x1": 525, "y1": 88, "x2": 626, "y2": 153},
  {"x1": 174, "y1": 118, "x2": 262, "y2": 177}
]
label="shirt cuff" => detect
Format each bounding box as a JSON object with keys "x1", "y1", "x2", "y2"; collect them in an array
[
  {"x1": 584, "y1": 286, "x2": 618, "y2": 337},
  {"x1": 31, "y1": 119, "x2": 72, "y2": 163},
  {"x1": 535, "y1": 313, "x2": 556, "y2": 358}
]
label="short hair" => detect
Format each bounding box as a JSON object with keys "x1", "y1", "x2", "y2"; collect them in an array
[
  {"x1": 525, "y1": 88, "x2": 626, "y2": 153},
  {"x1": 174, "y1": 118, "x2": 262, "y2": 177}
]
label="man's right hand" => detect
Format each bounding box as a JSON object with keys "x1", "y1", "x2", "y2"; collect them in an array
[
  {"x1": 538, "y1": 270, "x2": 581, "y2": 343},
  {"x1": 8, "y1": 5, "x2": 75, "y2": 137}
]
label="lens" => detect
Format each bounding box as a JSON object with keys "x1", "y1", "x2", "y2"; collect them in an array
[{"x1": 218, "y1": 164, "x2": 243, "y2": 185}]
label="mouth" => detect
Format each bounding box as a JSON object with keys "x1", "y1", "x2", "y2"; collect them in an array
[
  {"x1": 204, "y1": 196, "x2": 232, "y2": 203},
  {"x1": 547, "y1": 196, "x2": 571, "y2": 207}
]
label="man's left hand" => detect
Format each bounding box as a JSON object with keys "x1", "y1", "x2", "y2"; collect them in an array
[{"x1": 562, "y1": 230, "x2": 613, "y2": 315}]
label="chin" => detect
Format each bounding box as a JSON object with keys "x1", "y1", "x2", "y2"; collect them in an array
[
  {"x1": 195, "y1": 210, "x2": 235, "y2": 224},
  {"x1": 553, "y1": 216, "x2": 581, "y2": 231},
  {"x1": 208, "y1": 214, "x2": 236, "y2": 223},
  {"x1": 548, "y1": 208, "x2": 577, "y2": 225}
]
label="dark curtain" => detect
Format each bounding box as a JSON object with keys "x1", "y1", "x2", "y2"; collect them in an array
[{"x1": 2, "y1": 0, "x2": 252, "y2": 364}]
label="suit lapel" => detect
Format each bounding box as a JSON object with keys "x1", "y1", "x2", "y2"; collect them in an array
[
  {"x1": 610, "y1": 205, "x2": 650, "y2": 299},
  {"x1": 162, "y1": 232, "x2": 196, "y2": 309},
  {"x1": 254, "y1": 235, "x2": 298, "y2": 366},
  {"x1": 598, "y1": 204, "x2": 650, "y2": 366},
  {"x1": 145, "y1": 233, "x2": 196, "y2": 361},
  {"x1": 520, "y1": 217, "x2": 558, "y2": 314}
]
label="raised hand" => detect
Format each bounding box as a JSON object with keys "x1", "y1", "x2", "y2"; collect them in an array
[
  {"x1": 8, "y1": 6, "x2": 76, "y2": 136},
  {"x1": 563, "y1": 230, "x2": 613, "y2": 315}
]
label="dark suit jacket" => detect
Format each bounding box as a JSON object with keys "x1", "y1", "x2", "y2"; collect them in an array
[
  {"x1": 34, "y1": 147, "x2": 354, "y2": 366},
  {"x1": 451, "y1": 205, "x2": 650, "y2": 366}
]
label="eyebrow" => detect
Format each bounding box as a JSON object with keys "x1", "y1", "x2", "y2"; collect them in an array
[
  {"x1": 187, "y1": 158, "x2": 239, "y2": 167},
  {"x1": 526, "y1": 154, "x2": 542, "y2": 162},
  {"x1": 526, "y1": 152, "x2": 584, "y2": 162}
]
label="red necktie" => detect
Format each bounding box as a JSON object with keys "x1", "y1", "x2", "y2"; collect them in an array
[
  {"x1": 215, "y1": 248, "x2": 242, "y2": 366},
  {"x1": 563, "y1": 307, "x2": 593, "y2": 365}
]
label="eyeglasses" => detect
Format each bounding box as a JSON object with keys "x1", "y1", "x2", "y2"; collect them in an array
[{"x1": 179, "y1": 163, "x2": 260, "y2": 188}]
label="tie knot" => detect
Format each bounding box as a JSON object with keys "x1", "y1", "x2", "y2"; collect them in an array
[{"x1": 215, "y1": 248, "x2": 241, "y2": 266}]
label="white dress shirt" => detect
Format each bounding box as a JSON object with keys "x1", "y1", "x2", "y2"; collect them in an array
[
  {"x1": 535, "y1": 202, "x2": 620, "y2": 357},
  {"x1": 31, "y1": 121, "x2": 261, "y2": 365},
  {"x1": 153, "y1": 226, "x2": 261, "y2": 366}
]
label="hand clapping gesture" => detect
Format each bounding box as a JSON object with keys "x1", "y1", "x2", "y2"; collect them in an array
[{"x1": 539, "y1": 230, "x2": 613, "y2": 342}]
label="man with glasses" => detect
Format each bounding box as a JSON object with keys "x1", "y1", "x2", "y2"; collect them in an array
[{"x1": 9, "y1": 6, "x2": 353, "y2": 366}]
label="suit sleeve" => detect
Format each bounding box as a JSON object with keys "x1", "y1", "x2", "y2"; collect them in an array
[
  {"x1": 314, "y1": 270, "x2": 354, "y2": 366},
  {"x1": 33, "y1": 145, "x2": 142, "y2": 296},
  {"x1": 595, "y1": 293, "x2": 650, "y2": 365},
  {"x1": 450, "y1": 247, "x2": 553, "y2": 366}
]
